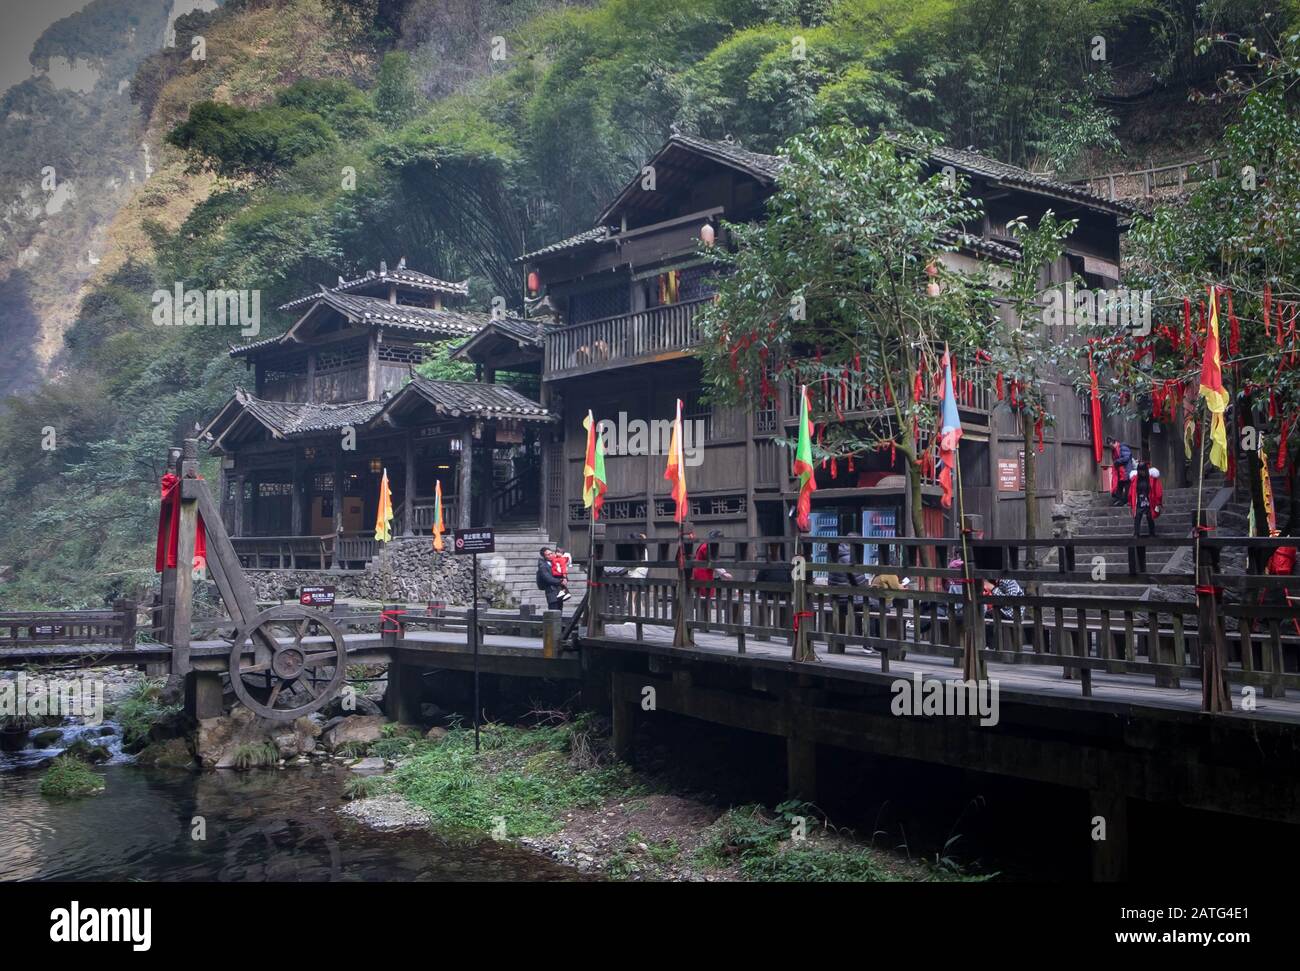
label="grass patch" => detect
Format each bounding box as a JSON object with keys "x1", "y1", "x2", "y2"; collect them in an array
[
  {"x1": 230, "y1": 741, "x2": 279, "y2": 770},
  {"x1": 387, "y1": 714, "x2": 636, "y2": 839},
  {"x1": 343, "y1": 774, "x2": 388, "y2": 800},
  {"x1": 40, "y1": 755, "x2": 105, "y2": 797},
  {"x1": 694, "y1": 801, "x2": 984, "y2": 882},
  {"x1": 108, "y1": 678, "x2": 181, "y2": 752}
]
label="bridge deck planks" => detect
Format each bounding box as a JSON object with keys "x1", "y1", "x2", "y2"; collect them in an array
[{"x1": 588, "y1": 624, "x2": 1300, "y2": 725}]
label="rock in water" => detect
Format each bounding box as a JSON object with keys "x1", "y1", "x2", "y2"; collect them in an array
[{"x1": 322, "y1": 715, "x2": 388, "y2": 750}]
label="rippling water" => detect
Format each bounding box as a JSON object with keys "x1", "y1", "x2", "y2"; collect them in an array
[{"x1": 0, "y1": 754, "x2": 587, "y2": 882}]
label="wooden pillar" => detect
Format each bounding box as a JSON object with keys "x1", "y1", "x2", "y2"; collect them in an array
[
  {"x1": 541, "y1": 609, "x2": 562, "y2": 658},
  {"x1": 744, "y1": 405, "x2": 759, "y2": 539},
  {"x1": 458, "y1": 426, "x2": 473, "y2": 528},
  {"x1": 482, "y1": 427, "x2": 495, "y2": 528},
  {"x1": 786, "y1": 735, "x2": 817, "y2": 801},
  {"x1": 290, "y1": 450, "x2": 303, "y2": 540},
  {"x1": 170, "y1": 440, "x2": 199, "y2": 677},
  {"x1": 384, "y1": 659, "x2": 423, "y2": 724},
  {"x1": 331, "y1": 450, "x2": 345, "y2": 565},
  {"x1": 610, "y1": 673, "x2": 636, "y2": 763},
  {"x1": 403, "y1": 431, "x2": 416, "y2": 537},
  {"x1": 1089, "y1": 788, "x2": 1129, "y2": 882},
  {"x1": 367, "y1": 331, "x2": 380, "y2": 401},
  {"x1": 185, "y1": 671, "x2": 225, "y2": 721}
]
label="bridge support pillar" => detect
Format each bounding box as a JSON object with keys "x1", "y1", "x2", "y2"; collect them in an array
[
  {"x1": 185, "y1": 671, "x2": 225, "y2": 721},
  {"x1": 785, "y1": 735, "x2": 818, "y2": 801},
  {"x1": 384, "y1": 660, "x2": 423, "y2": 725},
  {"x1": 610, "y1": 673, "x2": 636, "y2": 764},
  {"x1": 1089, "y1": 788, "x2": 1129, "y2": 882}
]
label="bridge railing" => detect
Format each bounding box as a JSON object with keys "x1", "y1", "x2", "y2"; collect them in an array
[
  {"x1": 0, "y1": 600, "x2": 137, "y2": 650},
  {"x1": 589, "y1": 534, "x2": 1300, "y2": 705},
  {"x1": 193, "y1": 603, "x2": 566, "y2": 659}
]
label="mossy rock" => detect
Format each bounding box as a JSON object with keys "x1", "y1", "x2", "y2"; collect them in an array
[
  {"x1": 64, "y1": 738, "x2": 111, "y2": 764},
  {"x1": 31, "y1": 728, "x2": 65, "y2": 747},
  {"x1": 135, "y1": 737, "x2": 196, "y2": 770},
  {"x1": 40, "y1": 755, "x2": 105, "y2": 798}
]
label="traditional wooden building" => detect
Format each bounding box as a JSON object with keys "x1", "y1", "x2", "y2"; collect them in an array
[
  {"x1": 202, "y1": 259, "x2": 553, "y2": 568},
  {"x1": 523, "y1": 134, "x2": 1149, "y2": 557}
]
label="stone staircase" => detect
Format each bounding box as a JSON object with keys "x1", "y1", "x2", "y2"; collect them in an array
[
  {"x1": 486, "y1": 525, "x2": 588, "y2": 612},
  {"x1": 1043, "y1": 474, "x2": 1248, "y2": 600}
]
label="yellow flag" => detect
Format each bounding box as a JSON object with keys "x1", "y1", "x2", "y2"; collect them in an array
[
  {"x1": 374, "y1": 468, "x2": 393, "y2": 542},
  {"x1": 1197, "y1": 286, "x2": 1229, "y2": 471}
]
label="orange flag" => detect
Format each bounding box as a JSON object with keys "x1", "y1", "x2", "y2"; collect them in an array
[
  {"x1": 432, "y1": 479, "x2": 445, "y2": 551},
  {"x1": 663, "y1": 398, "x2": 688, "y2": 522},
  {"x1": 374, "y1": 468, "x2": 393, "y2": 542}
]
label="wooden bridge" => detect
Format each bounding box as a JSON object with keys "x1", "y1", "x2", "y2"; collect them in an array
[{"x1": 7, "y1": 439, "x2": 1300, "y2": 879}]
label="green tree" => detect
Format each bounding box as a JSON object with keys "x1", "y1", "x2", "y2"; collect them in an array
[{"x1": 695, "y1": 126, "x2": 987, "y2": 539}]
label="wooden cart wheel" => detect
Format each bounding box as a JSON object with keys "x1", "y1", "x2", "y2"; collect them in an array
[{"x1": 227, "y1": 605, "x2": 347, "y2": 721}]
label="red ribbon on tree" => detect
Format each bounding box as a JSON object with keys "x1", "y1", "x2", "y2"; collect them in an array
[
  {"x1": 1279, "y1": 415, "x2": 1294, "y2": 473},
  {"x1": 1227, "y1": 289, "x2": 1240, "y2": 357},
  {"x1": 1182, "y1": 298, "x2": 1193, "y2": 357},
  {"x1": 1087, "y1": 341, "x2": 1104, "y2": 464},
  {"x1": 1264, "y1": 284, "x2": 1274, "y2": 341},
  {"x1": 155, "y1": 473, "x2": 207, "y2": 573}
]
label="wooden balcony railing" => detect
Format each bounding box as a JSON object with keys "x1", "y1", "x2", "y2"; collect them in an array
[
  {"x1": 544, "y1": 297, "x2": 711, "y2": 378},
  {"x1": 231, "y1": 535, "x2": 334, "y2": 570},
  {"x1": 403, "y1": 496, "x2": 460, "y2": 535}
]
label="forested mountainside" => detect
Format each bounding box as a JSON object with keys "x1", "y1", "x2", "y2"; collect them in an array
[{"x1": 0, "y1": 0, "x2": 1295, "y2": 606}]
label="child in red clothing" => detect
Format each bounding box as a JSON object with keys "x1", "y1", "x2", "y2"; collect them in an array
[{"x1": 550, "y1": 547, "x2": 573, "y2": 601}]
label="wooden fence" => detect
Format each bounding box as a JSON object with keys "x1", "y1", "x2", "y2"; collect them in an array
[
  {"x1": 0, "y1": 600, "x2": 137, "y2": 650},
  {"x1": 589, "y1": 534, "x2": 1300, "y2": 705}
]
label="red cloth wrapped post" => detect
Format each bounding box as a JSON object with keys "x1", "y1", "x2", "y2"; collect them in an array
[{"x1": 155, "y1": 472, "x2": 207, "y2": 572}]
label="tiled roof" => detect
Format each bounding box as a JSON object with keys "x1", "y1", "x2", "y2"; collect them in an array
[
  {"x1": 392, "y1": 377, "x2": 554, "y2": 422},
  {"x1": 526, "y1": 132, "x2": 1121, "y2": 270},
  {"x1": 221, "y1": 389, "x2": 384, "y2": 439},
  {"x1": 919, "y1": 142, "x2": 1138, "y2": 217},
  {"x1": 940, "y1": 229, "x2": 1022, "y2": 263},
  {"x1": 518, "y1": 226, "x2": 615, "y2": 264},
  {"x1": 228, "y1": 333, "x2": 288, "y2": 357},
  {"x1": 230, "y1": 293, "x2": 494, "y2": 358},
  {"x1": 279, "y1": 263, "x2": 469, "y2": 311},
  {"x1": 318, "y1": 292, "x2": 488, "y2": 337},
  {"x1": 464, "y1": 315, "x2": 543, "y2": 347},
  {"x1": 666, "y1": 133, "x2": 784, "y2": 182}
]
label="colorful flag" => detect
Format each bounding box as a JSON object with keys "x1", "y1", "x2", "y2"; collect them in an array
[
  {"x1": 793, "y1": 385, "x2": 816, "y2": 530},
  {"x1": 1198, "y1": 286, "x2": 1229, "y2": 471},
  {"x1": 432, "y1": 479, "x2": 444, "y2": 551},
  {"x1": 663, "y1": 398, "x2": 689, "y2": 522},
  {"x1": 374, "y1": 467, "x2": 393, "y2": 542},
  {"x1": 937, "y1": 346, "x2": 963, "y2": 509},
  {"x1": 582, "y1": 410, "x2": 608, "y2": 520}
]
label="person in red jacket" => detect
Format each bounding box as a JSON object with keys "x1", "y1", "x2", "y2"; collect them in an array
[
  {"x1": 1262, "y1": 524, "x2": 1299, "y2": 636},
  {"x1": 1128, "y1": 462, "x2": 1162, "y2": 572}
]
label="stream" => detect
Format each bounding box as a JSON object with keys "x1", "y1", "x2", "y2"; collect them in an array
[{"x1": 0, "y1": 720, "x2": 587, "y2": 882}]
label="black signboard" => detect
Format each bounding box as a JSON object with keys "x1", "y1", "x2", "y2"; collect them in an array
[
  {"x1": 299, "y1": 585, "x2": 336, "y2": 607},
  {"x1": 33, "y1": 624, "x2": 66, "y2": 637},
  {"x1": 454, "y1": 528, "x2": 495, "y2": 555}
]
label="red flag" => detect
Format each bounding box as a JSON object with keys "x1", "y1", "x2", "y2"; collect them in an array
[{"x1": 1088, "y1": 343, "x2": 1104, "y2": 464}]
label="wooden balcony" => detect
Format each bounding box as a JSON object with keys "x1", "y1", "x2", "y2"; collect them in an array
[{"x1": 544, "y1": 297, "x2": 711, "y2": 378}]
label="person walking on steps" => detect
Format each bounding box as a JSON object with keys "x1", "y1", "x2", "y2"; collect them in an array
[
  {"x1": 1128, "y1": 461, "x2": 1162, "y2": 573},
  {"x1": 1108, "y1": 436, "x2": 1133, "y2": 505}
]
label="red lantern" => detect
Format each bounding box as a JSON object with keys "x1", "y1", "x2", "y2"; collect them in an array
[
  {"x1": 526, "y1": 270, "x2": 539, "y2": 296},
  {"x1": 700, "y1": 223, "x2": 716, "y2": 247}
]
